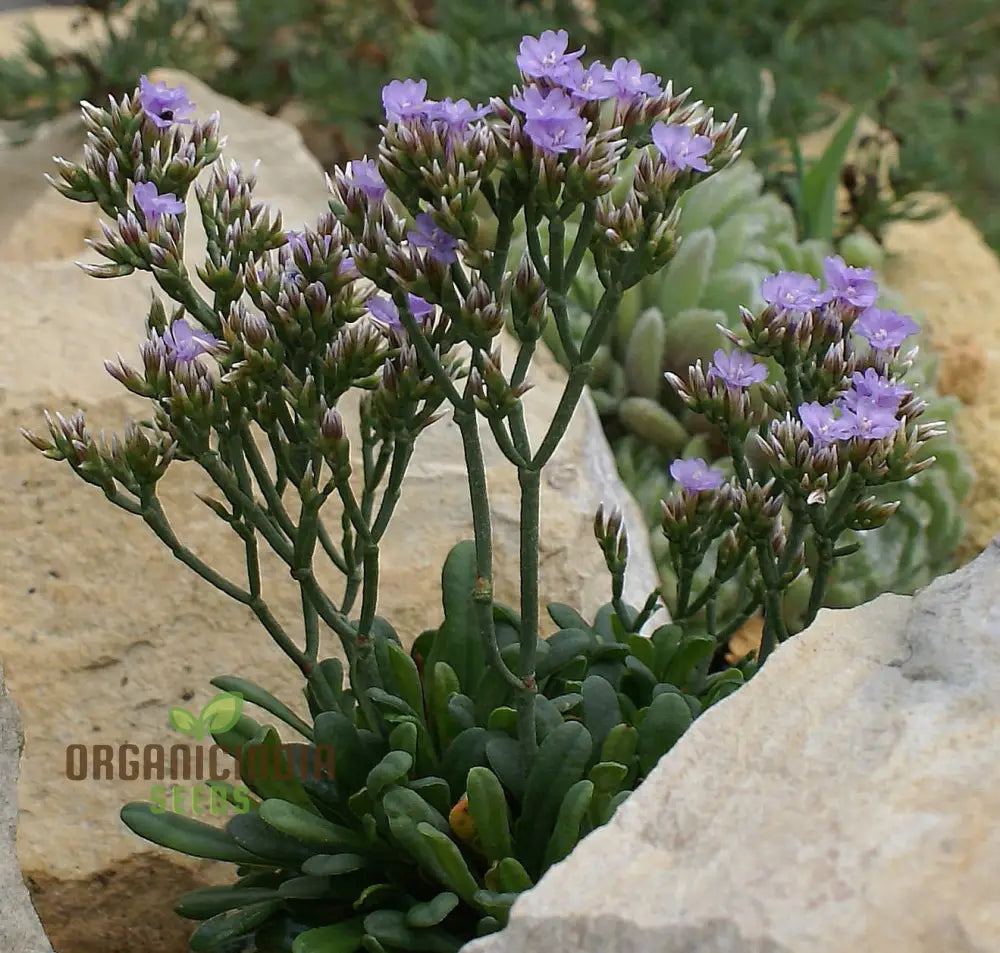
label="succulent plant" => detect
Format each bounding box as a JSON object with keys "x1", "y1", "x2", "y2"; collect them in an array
[
  {"x1": 525, "y1": 160, "x2": 972, "y2": 616},
  {"x1": 121, "y1": 542, "x2": 748, "y2": 953}
]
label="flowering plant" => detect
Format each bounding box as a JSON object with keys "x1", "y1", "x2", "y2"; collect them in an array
[{"x1": 22, "y1": 28, "x2": 936, "y2": 953}]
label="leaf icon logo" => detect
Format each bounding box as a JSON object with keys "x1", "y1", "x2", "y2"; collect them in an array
[{"x1": 167, "y1": 692, "x2": 244, "y2": 740}]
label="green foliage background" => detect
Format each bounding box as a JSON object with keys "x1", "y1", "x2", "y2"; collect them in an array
[{"x1": 3, "y1": 0, "x2": 997, "y2": 249}]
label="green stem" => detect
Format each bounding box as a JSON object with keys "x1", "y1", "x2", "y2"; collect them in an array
[{"x1": 516, "y1": 467, "x2": 541, "y2": 761}]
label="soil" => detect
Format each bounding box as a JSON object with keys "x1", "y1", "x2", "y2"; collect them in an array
[{"x1": 26, "y1": 853, "x2": 214, "y2": 953}]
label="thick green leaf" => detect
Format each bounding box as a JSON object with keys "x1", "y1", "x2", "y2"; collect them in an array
[
  {"x1": 363, "y1": 910, "x2": 463, "y2": 953},
  {"x1": 292, "y1": 918, "x2": 366, "y2": 953},
  {"x1": 120, "y1": 803, "x2": 265, "y2": 865},
  {"x1": 471, "y1": 889, "x2": 518, "y2": 924},
  {"x1": 313, "y1": 710, "x2": 371, "y2": 797},
  {"x1": 440, "y1": 727, "x2": 490, "y2": 801},
  {"x1": 637, "y1": 692, "x2": 694, "y2": 775},
  {"x1": 582, "y1": 675, "x2": 622, "y2": 758},
  {"x1": 425, "y1": 540, "x2": 485, "y2": 693},
  {"x1": 210, "y1": 676, "x2": 313, "y2": 740},
  {"x1": 385, "y1": 641, "x2": 426, "y2": 727},
  {"x1": 408, "y1": 777, "x2": 452, "y2": 817},
  {"x1": 257, "y1": 799, "x2": 369, "y2": 852},
  {"x1": 240, "y1": 726, "x2": 313, "y2": 806},
  {"x1": 517, "y1": 721, "x2": 594, "y2": 877},
  {"x1": 417, "y1": 822, "x2": 479, "y2": 901},
  {"x1": 543, "y1": 779, "x2": 594, "y2": 867},
  {"x1": 623, "y1": 308, "x2": 666, "y2": 399},
  {"x1": 301, "y1": 852, "x2": 367, "y2": 876},
  {"x1": 188, "y1": 900, "x2": 284, "y2": 952},
  {"x1": 406, "y1": 892, "x2": 460, "y2": 928},
  {"x1": 536, "y1": 628, "x2": 597, "y2": 680},
  {"x1": 546, "y1": 603, "x2": 589, "y2": 631},
  {"x1": 485, "y1": 735, "x2": 525, "y2": 802},
  {"x1": 465, "y1": 766, "x2": 512, "y2": 863},
  {"x1": 659, "y1": 228, "x2": 716, "y2": 320},
  {"x1": 366, "y1": 750, "x2": 413, "y2": 799},
  {"x1": 798, "y1": 102, "x2": 865, "y2": 241},
  {"x1": 174, "y1": 885, "x2": 279, "y2": 920}
]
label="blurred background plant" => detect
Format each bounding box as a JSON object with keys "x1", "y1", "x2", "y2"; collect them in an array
[{"x1": 1, "y1": 0, "x2": 999, "y2": 250}]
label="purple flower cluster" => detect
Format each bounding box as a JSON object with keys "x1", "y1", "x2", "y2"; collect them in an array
[
  {"x1": 137, "y1": 75, "x2": 195, "y2": 129},
  {"x1": 650, "y1": 122, "x2": 713, "y2": 173},
  {"x1": 162, "y1": 319, "x2": 218, "y2": 362},
  {"x1": 509, "y1": 85, "x2": 588, "y2": 154},
  {"x1": 707, "y1": 349, "x2": 768, "y2": 390},
  {"x1": 381, "y1": 78, "x2": 490, "y2": 144},
  {"x1": 670, "y1": 457, "x2": 725, "y2": 494},
  {"x1": 133, "y1": 181, "x2": 185, "y2": 225},
  {"x1": 407, "y1": 213, "x2": 459, "y2": 265},
  {"x1": 761, "y1": 256, "x2": 920, "y2": 352},
  {"x1": 515, "y1": 32, "x2": 662, "y2": 106},
  {"x1": 799, "y1": 369, "x2": 909, "y2": 446},
  {"x1": 367, "y1": 293, "x2": 434, "y2": 333},
  {"x1": 343, "y1": 157, "x2": 387, "y2": 202}
]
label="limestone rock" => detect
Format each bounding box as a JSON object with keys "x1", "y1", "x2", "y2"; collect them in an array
[
  {"x1": 0, "y1": 66, "x2": 658, "y2": 944},
  {"x1": 0, "y1": 665, "x2": 54, "y2": 953},
  {"x1": 465, "y1": 538, "x2": 1000, "y2": 953},
  {"x1": 883, "y1": 206, "x2": 1000, "y2": 560}
]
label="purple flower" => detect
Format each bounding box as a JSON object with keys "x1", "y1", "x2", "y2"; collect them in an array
[
  {"x1": 367, "y1": 293, "x2": 434, "y2": 332},
  {"x1": 426, "y1": 97, "x2": 492, "y2": 135},
  {"x1": 137, "y1": 75, "x2": 195, "y2": 129},
  {"x1": 840, "y1": 369, "x2": 909, "y2": 411},
  {"x1": 516, "y1": 30, "x2": 584, "y2": 81},
  {"x1": 344, "y1": 157, "x2": 387, "y2": 201},
  {"x1": 823, "y1": 255, "x2": 879, "y2": 309},
  {"x1": 798, "y1": 402, "x2": 854, "y2": 447},
  {"x1": 651, "y1": 123, "x2": 713, "y2": 173},
  {"x1": 670, "y1": 457, "x2": 725, "y2": 494},
  {"x1": 510, "y1": 85, "x2": 575, "y2": 120},
  {"x1": 285, "y1": 229, "x2": 309, "y2": 254},
  {"x1": 561, "y1": 60, "x2": 617, "y2": 102},
  {"x1": 162, "y1": 319, "x2": 218, "y2": 361},
  {"x1": 408, "y1": 213, "x2": 459, "y2": 265},
  {"x1": 853, "y1": 306, "x2": 920, "y2": 350},
  {"x1": 382, "y1": 79, "x2": 430, "y2": 123},
  {"x1": 608, "y1": 57, "x2": 662, "y2": 102},
  {"x1": 707, "y1": 348, "x2": 768, "y2": 390},
  {"x1": 133, "y1": 181, "x2": 185, "y2": 225},
  {"x1": 760, "y1": 271, "x2": 830, "y2": 312},
  {"x1": 839, "y1": 398, "x2": 900, "y2": 441},
  {"x1": 339, "y1": 254, "x2": 359, "y2": 280},
  {"x1": 511, "y1": 87, "x2": 588, "y2": 154},
  {"x1": 524, "y1": 114, "x2": 588, "y2": 154}
]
